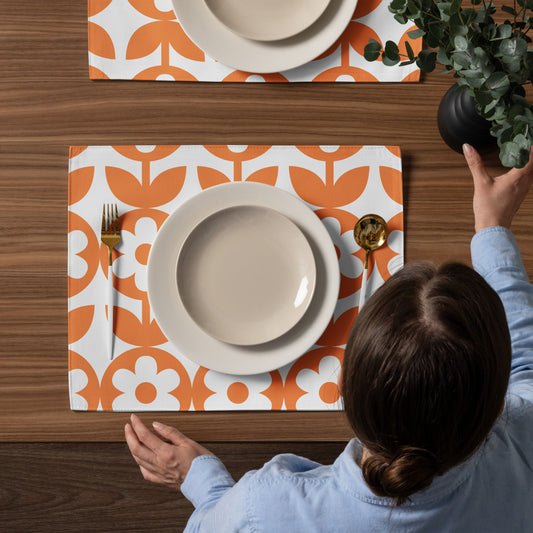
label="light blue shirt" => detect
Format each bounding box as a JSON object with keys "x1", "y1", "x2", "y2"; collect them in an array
[{"x1": 182, "y1": 226, "x2": 533, "y2": 533}]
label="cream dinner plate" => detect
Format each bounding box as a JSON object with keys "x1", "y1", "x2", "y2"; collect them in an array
[
  {"x1": 177, "y1": 205, "x2": 316, "y2": 346},
  {"x1": 171, "y1": 0, "x2": 358, "y2": 73},
  {"x1": 204, "y1": 0, "x2": 331, "y2": 42},
  {"x1": 147, "y1": 182, "x2": 340, "y2": 376}
]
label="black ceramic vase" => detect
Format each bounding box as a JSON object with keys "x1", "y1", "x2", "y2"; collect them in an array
[{"x1": 437, "y1": 83, "x2": 495, "y2": 153}]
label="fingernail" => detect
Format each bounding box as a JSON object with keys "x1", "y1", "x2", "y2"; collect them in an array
[
  {"x1": 153, "y1": 421, "x2": 163, "y2": 430},
  {"x1": 462, "y1": 143, "x2": 473, "y2": 155},
  {"x1": 125, "y1": 423, "x2": 130, "y2": 431}
]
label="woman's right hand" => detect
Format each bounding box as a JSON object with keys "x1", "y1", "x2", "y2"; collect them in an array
[{"x1": 463, "y1": 143, "x2": 533, "y2": 232}]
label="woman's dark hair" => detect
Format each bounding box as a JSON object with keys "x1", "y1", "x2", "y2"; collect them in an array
[{"x1": 342, "y1": 262, "x2": 511, "y2": 505}]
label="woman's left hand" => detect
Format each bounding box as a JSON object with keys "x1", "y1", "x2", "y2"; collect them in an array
[{"x1": 125, "y1": 414, "x2": 214, "y2": 490}]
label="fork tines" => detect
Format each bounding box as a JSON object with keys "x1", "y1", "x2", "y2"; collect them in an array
[{"x1": 101, "y1": 203, "x2": 119, "y2": 234}]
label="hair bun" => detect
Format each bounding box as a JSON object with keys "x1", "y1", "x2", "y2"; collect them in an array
[{"x1": 362, "y1": 447, "x2": 439, "y2": 504}]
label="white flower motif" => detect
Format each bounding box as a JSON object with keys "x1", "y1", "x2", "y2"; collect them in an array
[
  {"x1": 69, "y1": 230, "x2": 89, "y2": 279},
  {"x1": 114, "y1": 217, "x2": 158, "y2": 293},
  {"x1": 322, "y1": 217, "x2": 363, "y2": 279},
  {"x1": 203, "y1": 371, "x2": 274, "y2": 410},
  {"x1": 112, "y1": 355, "x2": 180, "y2": 410},
  {"x1": 295, "y1": 356, "x2": 342, "y2": 410},
  {"x1": 69, "y1": 368, "x2": 89, "y2": 410}
]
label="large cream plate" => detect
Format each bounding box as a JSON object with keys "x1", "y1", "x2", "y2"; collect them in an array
[
  {"x1": 147, "y1": 182, "x2": 340, "y2": 375},
  {"x1": 204, "y1": 0, "x2": 331, "y2": 42},
  {"x1": 171, "y1": 0, "x2": 358, "y2": 73},
  {"x1": 177, "y1": 205, "x2": 316, "y2": 346}
]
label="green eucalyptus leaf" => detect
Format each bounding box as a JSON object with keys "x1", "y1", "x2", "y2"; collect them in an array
[
  {"x1": 437, "y1": 2, "x2": 451, "y2": 21},
  {"x1": 484, "y1": 99, "x2": 499, "y2": 113},
  {"x1": 407, "y1": 28, "x2": 426, "y2": 39},
  {"x1": 482, "y1": 24, "x2": 497, "y2": 41},
  {"x1": 393, "y1": 13, "x2": 409, "y2": 24},
  {"x1": 465, "y1": 76, "x2": 485, "y2": 88},
  {"x1": 450, "y1": 0, "x2": 463, "y2": 14},
  {"x1": 364, "y1": 39, "x2": 383, "y2": 62},
  {"x1": 501, "y1": 55, "x2": 523, "y2": 74},
  {"x1": 485, "y1": 71, "x2": 510, "y2": 97},
  {"x1": 500, "y1": 141, "x2": 530, "y2": 168},
  {"x1": 384, "y1": 40, "x2": 401, "y2": 60},
  {"x1": 389, "y1": 0, "x2": 407, "y2": 13},
  {"x1": 500, "y1": 38, "x2": 527, "y2": 57},
  {"x1": 453, "y1": 51, "x2": 472, "y2": 68},
  {"x1": 495, "y1": 23, "x2": 513, "y2": 40},
  {"x1": 513, "y1": 133, "x2": 531, "y2": 151},
  {"x1": 454, "y1": 35, "x2": 469, "y2": 51},
  {"x1": 474, "y1": 87, "x2": 495, "y2": 106},
  {"x1": 406, "y1": 0, "x2": 420, "y2": 16},
  {"x1": 501, "y1": 5, "x2": 518, "y2": 15},
  {"x1": 383, "y1": 55, "x2": 401, "y2": 66},
  {"x1": 437, "y1": 46, "x2": 453, "y2": 66},
  {"x1": 416, "y1": 50, "x2": 437, "y2": 72},
  {"x1": 404, "y1": 40, "x2": 415, "y2": 61}
]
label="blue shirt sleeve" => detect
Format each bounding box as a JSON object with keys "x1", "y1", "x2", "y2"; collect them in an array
[
  {"x1": 181, "y1": 455, "x2": 251, "y2": 532},
  {"x1": 471, "y1": 226, "x2": 533, "y2": 399}
]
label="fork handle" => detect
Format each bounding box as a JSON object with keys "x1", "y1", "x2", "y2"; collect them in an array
[{"x1": 108, "y1": 264, "x2": 114, "y2": 360}]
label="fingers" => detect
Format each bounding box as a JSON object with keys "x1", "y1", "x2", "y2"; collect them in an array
[
  {"x1": 130, "y1": 414, "x2": 168, "y2": 453},
  {"x1": 152, "y1": 421, "x2": 188, "y2": 446},
  {"x1": 125, "y1": 422, "x2": 157, "y2": 465},
  {"x1": 463, "y1": 144, "x2": 491, "y2": 186}
]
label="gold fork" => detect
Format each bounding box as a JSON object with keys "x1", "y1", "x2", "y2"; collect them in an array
[{"x1": 101, "y1": 204, "x2": 121, "y2": 360}]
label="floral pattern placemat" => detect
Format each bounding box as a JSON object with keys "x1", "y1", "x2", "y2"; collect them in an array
[
  {"x1": 88, "y1": 0, "x2": 421, "y2": 82},
  {"x1": 68, "y1": 145, "x2": 403, "y2": 411}
]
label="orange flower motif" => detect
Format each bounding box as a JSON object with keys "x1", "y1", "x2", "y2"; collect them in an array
[
  {"x1": 101, "y1": 349, "x2": 192, "y2": 411},
  {"x1": 126, "y1": 21, "x2": 204, "y2": 63},
  {"x1": 69, "y1": 166, "x2": 94, "y2": 206},
  {"x1": 69, "y1": 351, "x2": 101, "y2": 410},
  {"x1": 68, "y1": 212, "x2": 100, "y2": 297},
  {"x1": 88, "y1": 0, "x2": 113, "y2": 17},
  {"x1": 105, "y1": 166, "x2": 186, "y2": 208},
  {"x1": 284, "y1": 348, "x2": 344, "y2": 410},
  {"x1": 68, "y1": 306, "x2": 95, "y2": 344},
  {"x1": 88, "y1": 22, "x2": 116, "y2": 59},
  {"x1": 127, "y1": 0, "x2": 177, "y2": 20},
  {"x1": 353, "y1": 0, "x2": 384, "y2": 19},
  {"x1": 289, "y1": 165, "x2": 369, "y2": 208}
]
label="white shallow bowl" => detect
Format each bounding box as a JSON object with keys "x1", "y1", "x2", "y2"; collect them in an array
[
  {"x1": 177, "y1": 205, "x2": 316, "y2": 346},
  {"x1": 147, "y1": 182, "x2": 340, "y2": 375},
  {"x1": 171, "y1": 0, "x2": 358, "y2": 73},
  {"x1": 204, "y1": 0, "x2": 331, "y2": 42}
]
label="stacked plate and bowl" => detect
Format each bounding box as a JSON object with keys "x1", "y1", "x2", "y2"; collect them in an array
[{"x1": 147, "y1": 183, "x2": 340, "y2": 375}]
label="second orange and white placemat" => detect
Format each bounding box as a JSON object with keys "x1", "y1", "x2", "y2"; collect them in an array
[{"x1": 88, "y1": 0, "x2": 421, "y2": 82}]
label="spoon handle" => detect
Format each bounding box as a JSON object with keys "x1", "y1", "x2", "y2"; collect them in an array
[{"x1": 359, "y1": 265, "x2": 368, "y2": 309}]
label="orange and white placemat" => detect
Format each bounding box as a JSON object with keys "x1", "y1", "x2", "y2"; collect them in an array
[
  {"x1": 88, "y1": 0, "x2": 421, "y2": 82},
  {"x1": 68, "y1": 145, "x2": 403, "y2": 411}
]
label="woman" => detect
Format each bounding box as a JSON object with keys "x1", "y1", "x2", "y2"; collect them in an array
[{"x1": 125, "y1": 144, "x2": 533, "y2": 532}]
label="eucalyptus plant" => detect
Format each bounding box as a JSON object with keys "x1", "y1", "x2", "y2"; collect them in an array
[{"x1": 364, "y1": 0, "x2": 533, "y2": 167}]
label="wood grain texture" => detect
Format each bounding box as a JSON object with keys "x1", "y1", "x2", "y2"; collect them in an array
[
  {"x1": 1, "y1": 0, "x2": 532, "y2": 442},
  {"x1": 0, "y1": 441, "x2": 346, "y2": 532}
]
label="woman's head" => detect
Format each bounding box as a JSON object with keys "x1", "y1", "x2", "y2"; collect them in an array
[{"x1": 342, "y1": 262, "x2": 511, "y2": 505}]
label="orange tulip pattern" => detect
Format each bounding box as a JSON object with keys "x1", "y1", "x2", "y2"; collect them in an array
[
  {"x1": 87, "y1": 0, "x2": 421, "y2": 82},
  {"x1": 68, "y1": 144, "x2": 403, "y2": 411}
]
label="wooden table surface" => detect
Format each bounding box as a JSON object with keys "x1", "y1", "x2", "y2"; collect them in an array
[{"x1": 1, "y1": 1, "x2": 532, "y2": 446}]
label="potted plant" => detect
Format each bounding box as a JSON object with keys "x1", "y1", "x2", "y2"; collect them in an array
[{"x1": 364, "y1": 0, "x2": 533, "y2": 168}]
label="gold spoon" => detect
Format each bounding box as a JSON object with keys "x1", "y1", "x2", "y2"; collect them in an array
[{"x1": 353, "y1": 214, "x2": 388, "y2": 308}]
